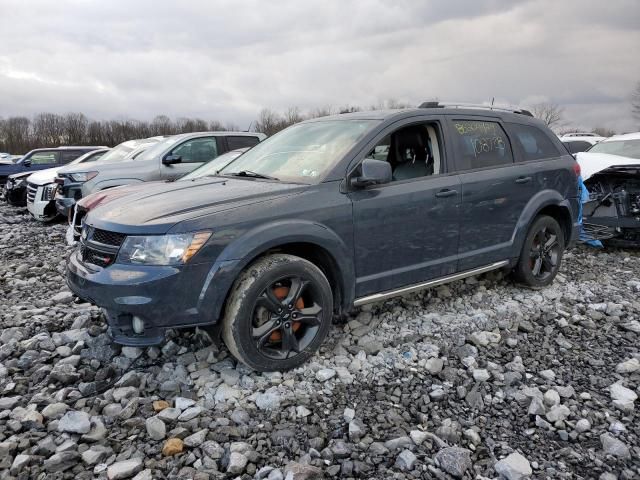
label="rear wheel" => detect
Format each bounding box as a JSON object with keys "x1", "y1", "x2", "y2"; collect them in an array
[
  {"x1": 222, "y1": 254, "x2": 333, "y2": 371},
  {"x1": 513, "y1": 215, "x2": 565, "y2": 287}
]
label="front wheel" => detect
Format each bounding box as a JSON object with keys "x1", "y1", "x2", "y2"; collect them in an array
[
  {"x1": 513, "y1": 215, "x2": 565, "y2": 287},
  {"x1": 222, "y1": 254, "x2": 333, "y2": 371}
]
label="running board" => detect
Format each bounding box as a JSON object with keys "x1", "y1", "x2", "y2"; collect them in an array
[{"x1": 353, "y1": 260, "x2": 509, "y2": 307}]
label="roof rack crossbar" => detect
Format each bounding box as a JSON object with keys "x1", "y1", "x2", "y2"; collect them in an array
[{"x1": 418, "y1": 101, "x2": 533, "y2": 117}]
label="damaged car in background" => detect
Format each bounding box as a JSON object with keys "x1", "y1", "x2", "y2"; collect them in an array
[
  {"x1": 66, "y1": 147, "x2": 249, "y2": 242},
  {"x1": 578, "y1": 132, "x2": 640, "y2": 246}
]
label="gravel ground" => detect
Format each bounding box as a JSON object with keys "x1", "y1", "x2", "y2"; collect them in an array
[{"x1": 0, "y1": 202, "x2": 639, "y2": 480}]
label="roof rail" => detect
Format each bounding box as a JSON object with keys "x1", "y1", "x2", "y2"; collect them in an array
[{"x1": 418, "y1": 101, "x2": 533, "y2": 117}]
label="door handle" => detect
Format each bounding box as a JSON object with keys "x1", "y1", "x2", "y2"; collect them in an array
[
  {"x1": 435, "y1": 189, "x2": 457, "y2": 198},
  {"x1": 515, "y1": 176, "x2": 532, "y2": 184}
]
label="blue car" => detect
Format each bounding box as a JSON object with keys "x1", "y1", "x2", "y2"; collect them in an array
[{"x1": 0, "y1": 146, "x2": 106, "y2": 188}]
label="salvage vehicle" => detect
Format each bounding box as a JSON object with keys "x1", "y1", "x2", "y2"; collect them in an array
[
  {"x1": 578, "y1": 132, "x2": 640, "y2": 245},
  {"x1": 54, "y1": 137, "x2": 165, "y2": 217},
  {"x1": 26, "y1": 148, "x2": 108, "y2": 222},
  {"x1": 55, "y1": 132, "x2": 264, "y2": 217},
  {"x1": 0, "y1": 146, "x2": 105, "y2": 188},
  {"x1": 67, "y1": 103, "x2": 580, "y2": 371},
  {"x1": 560, "y1": 134, "x2": 606, "y2": 155},
  {"x1": 66, "y1": 148, "x2": 249, "y2": 241}
]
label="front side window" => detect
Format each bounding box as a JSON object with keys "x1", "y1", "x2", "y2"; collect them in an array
[
  {"x1": 363, "y1": 122, "x2": 443, "y2": 182},
  {"x1": 506, "y1": 123, "x2": 561, "y2": 161},
  {"x1": 588, "y1": 139, "x2": 640, "y2": 159},
  {"x1": 219, "y1": 120, "x2": 379, "y2": 183},
  {"x1": 29, "y1": 151, "x2": 59, "y2": 165},
  {"x1": 227, "y1": 136, "x2": 260, "y2": 150},
  {"x1": 450, "y1": 120, "x2": 513, "y2": 170},
  {"x1": 170, "y1": 137, "x2": 218, "y2": 163}
]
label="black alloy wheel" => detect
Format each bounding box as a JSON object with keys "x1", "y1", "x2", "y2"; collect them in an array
[
  {"x1": 514, "y1": 215, "x2": 565, "y2": 288},
  {"x1": 222, "y1": 254, "x2": 333, "y2": 371}
]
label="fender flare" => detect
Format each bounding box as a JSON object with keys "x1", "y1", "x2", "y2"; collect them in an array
[
  {"x1": 197, "y1": 219, "x2": 354, "y2": 322},
  {"x1": 511, "y1": 189, "x2": 575, "y2": 257}
]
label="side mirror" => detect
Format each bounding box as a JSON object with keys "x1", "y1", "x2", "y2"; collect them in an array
[
  {"x1": 350, "y1": 159, "x2": 392, "y2": 188},
  {"x1": 162, "y1": 154, "x2": 182, "y2": 165},
  {"x1": 23, "y1": 158, "x2": 31, "y2": 167}
]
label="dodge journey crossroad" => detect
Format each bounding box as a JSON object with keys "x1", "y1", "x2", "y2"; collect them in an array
[{"x1": 66, "y1": 103, "x2": 580, "y2": 371}]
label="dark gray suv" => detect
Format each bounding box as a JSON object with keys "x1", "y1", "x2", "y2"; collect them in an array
[{"x1": 66, "y1": 103, "x2": 580, "y2": 371}]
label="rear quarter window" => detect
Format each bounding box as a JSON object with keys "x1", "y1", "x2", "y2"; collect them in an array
[
  {"x1": 227, "y1": 136, "x2": 260, "y2": 150},
  {"x1": 450, "y1": 120, "x2": 513, "y2": 170},
  {"x1": 506, "y1": 123, "x2": 562, "y2": 161},
  {"x1": 564, "y1": 140, "x2": 592, "y2": 154}
]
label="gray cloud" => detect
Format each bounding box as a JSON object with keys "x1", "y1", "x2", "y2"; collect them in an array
[{"x1": 0, "y1": 0, "x2": 638, "y2": 132}]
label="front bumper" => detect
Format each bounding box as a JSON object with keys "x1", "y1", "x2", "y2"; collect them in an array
[
  {"x1": 56, "y1": 196, "x2": 76, "y2": 217},
  {"x1": 27, "y1": 184, "x2": 59, "y2": 220},
  {"x1": 4, "y1": 183, "x2": 27, "y2": 206},
  {"x1": 66, "y1": 249, "x2": 220, "y2": 346}
]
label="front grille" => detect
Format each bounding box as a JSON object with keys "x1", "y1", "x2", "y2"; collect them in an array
[
  {"x1": 80, "y1": 244, "x2": 116, "y2": 268},
  {"x1": 27, "y1": 183, "x2": 37, "y2": 204},
  {"x1": 91, "y1": 228, "x2": 126, "y2": 247}
]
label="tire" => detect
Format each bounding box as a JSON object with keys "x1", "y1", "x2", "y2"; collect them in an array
[
  {"x1": 513, "y1": 215, "x2": 565, "y2": 287},
  {"x1": 222, "y1": 254, "x2": 333, "y2": 371}
]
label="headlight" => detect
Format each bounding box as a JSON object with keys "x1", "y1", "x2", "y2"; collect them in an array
[
  {"x1": 69, "y1": 171, "x2": 98, "y2": 182},
  {"x1": 15, "y1": 178, "x2": 27, "y2": 187},
  {"x1": 117, "y1": 231, "x2": 212, "y2": 265}
]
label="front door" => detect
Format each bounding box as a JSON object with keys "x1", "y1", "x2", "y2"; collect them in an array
[
  {"x1": 160, "y1": 136, "x2": 220, "y2": 180},
  {"x1": 348, "y1": 119, "x2": 461, "y2": 297}
]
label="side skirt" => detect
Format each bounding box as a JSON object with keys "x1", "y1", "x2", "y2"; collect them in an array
[{"x1": 353, "y1": 260, "x2": 509, "y2": 307}]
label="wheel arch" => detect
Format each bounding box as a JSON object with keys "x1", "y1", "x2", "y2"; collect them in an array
[
  {"x1": 198, "y1": 220, "x2": 355, "y2": 332},
  {"x1": 512, "y1": 190, "x2": 576, "y2": 258}
]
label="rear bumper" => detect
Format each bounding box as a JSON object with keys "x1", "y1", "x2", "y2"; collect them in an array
[{"x1": 66, "y1": 249, "x2": 223, "y2": 346}]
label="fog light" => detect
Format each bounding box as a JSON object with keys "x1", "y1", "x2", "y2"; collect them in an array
[{"x1": 132, "y1": 316, "x2": 145, "y2": 334}]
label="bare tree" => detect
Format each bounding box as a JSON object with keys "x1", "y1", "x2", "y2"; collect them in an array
[
  {"x1": 254, "y1": 109, "x2": 284, "y2": 136},
  {"x1": 592, "y1": 127, "x2": 616, "y2": 137},
  {"x1": 151, "y1": 115, "x2": 174, "y2": 135},
  {"x1": 531, "y1": 102, "x2": 565, "y2": 130},
  {"x1": 64, "y1": 112, "x2": 88, "y2": 144},
  {"x1": 283, "y1": 106, "x2": 303, "y2": 125},
  {"x1": 632, "y1": 81, "x2": 640, "y2": 121}
]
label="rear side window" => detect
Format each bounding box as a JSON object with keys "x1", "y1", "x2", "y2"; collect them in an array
[
  {"x1": 29, "y1": 151, "x2": 60, "y2": 165},
  {"x1": 450, "y1": 120, "x2": 513, "y2": 170},
  {"x1": 227, "y1": 136, "x2": 260, "y2": 150},
  {"x1": 506, "y1": 123, "x2": 562, "y2": 161},
  {"x1": 565, "y1": 140, "x2": 592, "y2": 154},
  {"x1": 61, "y1": 150, "x2": 86, "y2": 164},
  {"x1": 170, "y1": 137, "x2": 218, "y2": 163}
]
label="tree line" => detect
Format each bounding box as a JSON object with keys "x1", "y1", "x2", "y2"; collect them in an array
[{"x1": 2, "y1": 92, "x2": 634, "y2": 154}]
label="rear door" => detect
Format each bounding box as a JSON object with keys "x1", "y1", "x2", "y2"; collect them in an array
[
  {"x1": 348, "y1": 116, "x2": 461, "y2": 297},
  {"x1": 160, "y1": 136, "x2": 220, "y2": 180},
  {"x1": 447, "y1": 116, "x2": 534, "y2": 270}
]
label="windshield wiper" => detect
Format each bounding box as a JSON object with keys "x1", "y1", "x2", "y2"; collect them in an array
[{"x1": 224, "y1": 170, "x2": 279, "y2": 181}]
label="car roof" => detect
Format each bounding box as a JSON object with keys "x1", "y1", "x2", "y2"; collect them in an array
[
  {"x1": 603, "y1": 132, "x2": 640, "y2": 142},
  {"x1": 170, "y1": 131, "x2": 267, "y2": 140},
  {"x1": 302, "y1": 106, "x2": 541, "y2": 125},
  {"x1": 560, "y1": 136, "x2": 604, "y2": 144}
]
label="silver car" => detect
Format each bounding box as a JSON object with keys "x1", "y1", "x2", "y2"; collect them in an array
[{"x1": 54, "y1": 132, "x2": 265, "y2": 217}]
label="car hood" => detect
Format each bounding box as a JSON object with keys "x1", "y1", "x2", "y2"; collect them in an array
[
  {"x1": 576, "y1": 152, "x2": 640, "y2": 181},
  {"x1": 58, "y1": 159, "x2": 134, "y2": 175},
  {"x1": 78, "y1": 181, "x2": 167, "y2": 211},
  {"x1": 27, "y1": 166, "x2": 61, "y2": 185},
  {"x1": 87, "y1": 177, "x2": 304, "y2": 234}
]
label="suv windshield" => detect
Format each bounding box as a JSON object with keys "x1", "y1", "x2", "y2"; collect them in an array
[
  {"x1": 219, "y1": 120, "x2": 379, "y2": 183},
  {"x1": 97, "y1": 143, "x2": 138, "y2": 164},
  {"x1": 588, "y1": 139, "x2": 640, "y2": 159},
  {"x1": 135, "y1": 136, "x2": 180, "y2": 162},
  {"x1": 179, "y1": 149, "x2": 247, "y2": 181}
]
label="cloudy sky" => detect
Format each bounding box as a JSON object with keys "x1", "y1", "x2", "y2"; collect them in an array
[{"x1": 1, "y1": 0, "x2": 639, "y2": 132}]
